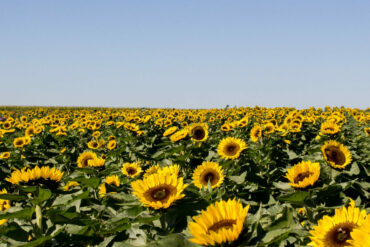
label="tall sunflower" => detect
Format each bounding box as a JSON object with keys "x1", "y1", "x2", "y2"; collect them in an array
[
  {"x1": 250, "y1": 125, "x2": 262, "y2": 142},
  {"x1": 189, "y1": 123, "x2": 209, "y2": 143},
  {"x1": 0, "y1": 188, "x2": 11, "y2": 226},
  {"x1": 321, "y1": 121, "x2": 340, "y2": 135},
  {"x1": 321, "y1": 140, "x2": 352, "y2": 169},
  {"x1": 77, "y1": 151, "x2": 98, "y2": 168},
  {"x1": 188, "y1": 198, "x2": 250, "y2": 246},
  {"x1": 192, "y1": 162, "x2": 224, "y2": 189},
  {"x1": 163, "y1": 126, "x2": 178, "y2": 137},
  {"x1": 348, "y1": 215, "x2": 370, "y2": 247},
  {"x1": 285, "y1": 161, "x2": 320, "y2": 188},
  {"x1": 131, "y1": 172, "x2": 187, "y2": 210},
  {"x1": 217, "y1": 137, "x2": 247, "y2": 160},
  {"x1": 308, "y1": 199, "x2": 367, "y2": 247},
  {"x1": 5, "y1": 166, "x2": 64, "y2": 185},
  {"x1": 122, "y1": 162, "x2": 142, "y2": 178},
  {"x1": 169, "y1": 129, "x2": 188, "y2": 142}
]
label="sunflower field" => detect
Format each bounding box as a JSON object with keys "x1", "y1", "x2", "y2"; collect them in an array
[{"x1": 0, "y1": 106, "x2": 369, "y2": 247}]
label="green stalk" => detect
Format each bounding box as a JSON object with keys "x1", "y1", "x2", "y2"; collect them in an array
[{"x1": 35, "y1": 205, "x2": 43, "y2": 236}]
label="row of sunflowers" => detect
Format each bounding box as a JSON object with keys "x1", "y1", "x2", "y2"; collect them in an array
[{"x1": 0, "y1": 106, "x2": 369, "y2": 246}]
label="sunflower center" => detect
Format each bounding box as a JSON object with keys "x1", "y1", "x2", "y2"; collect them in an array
[
  {"x1": 325, "y1": 127, "x2": 335, "y2": 132},
  {"x1": 192, "y1": 127, "x2": 205, "y2": 140},
  {"x1": 127, "y1": 168, "x2": 137, "y2": 175},
  {"x1": 83, "y1": 157, "x2": 94, "y2": 167},
  {"x1": 201, "y1": 170, "x2": 220, "y2": 186},
  {"x1": 294, "y1": 172, "x2": 313, "y2": 183},
  {"x1": 151, "y1": 188, "x2": 169, "y2": 200},
  {"x1": 15, "y1": 140, "x2": 24, "y2": 145},
  {"x1": 325, "y1": 147, "x2": 346, "y2": 165},
  {"x1": 225, "y1": 143, "x2": 240, "y2": 156},
  {"x1": 208, "y1": 219, "x2": 237, "y2": 233},
  {"x1": 326, "y1": 223, "x2": 356, "y2": 246}
]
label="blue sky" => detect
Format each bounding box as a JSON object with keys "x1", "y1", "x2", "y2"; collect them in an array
[{"x1": 0, "y1": 1, "x2": 369, "y2": 109}]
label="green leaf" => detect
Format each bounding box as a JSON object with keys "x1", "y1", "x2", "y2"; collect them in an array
[
  {"x1": 277, "y1": 191, "x2": 310, "y2": 205},
  {"x1": 150, "y1": 234, "x2": 200, "y2": 247},
  {"x1": 18, "y1": 236, "x2": 52, "y2": 247},
  {"x1": 0, "y1": 194, "x2": 28, "y2": 201},
  {"x1": 32, "y1": 188, "x2": 52, "y2": 204},
  {"x1": 0, "y1": 207, "x2": 34, "y2": 220},
  {"x1": 229, "y1": 171, "x2": 247, "y2": 184}
]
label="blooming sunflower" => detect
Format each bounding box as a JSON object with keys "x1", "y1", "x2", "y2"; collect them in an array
[
  {"x1": 99, "y1": 175, "x2": 120, "y2": 198},
  {"x1": 321, "y1": 140, "x2": 352, "y2": 169},
  {"x1": 13, "y1": 137, "x2": 26, "y2": 148},
  {"x1": 88, "y1": 140, "x2": 99, "y2": 149},
  {"x1": 131, "y1": 172, "x2": 187, "y2": 209},
  {"x1": 321, "y1": 121, "x2": 340, "y2": 135},
  {"x1": 88, "y1": 157, "x2": 105, "y2": 167},
  {"x1": 169, "y1": 129, "x2": 188, "y2": 142},
  {"x1": 188, "y1": 198, "x2": 250, "y2": 246},
  {"x1": 285, "y1": 161, "x2": 320, "y2": 188},
  {"x1": 144, "y1": 164, "x2": 160, "y2": 178},
  {"x1": 122, "y1": 162, "x2": 142, "y2": 178},
  {"x1": 63, "y1": 181, "x2": 80, "y2": 191},
  {"x1": 163, "y1": 126, "x2": 178, "y2": 137},
  {"x1": 107, "y1": 140, "x2": 117, "y2": 150},
  {"x1": 217, "y1": 137, "x2": 247, "y2": 160},
  {"x1": 348, "y1": 215, "x2": 370, "y2": 247},
  {"x1": 189, "y1": 123, "x2": 209, "y2": 142},
  {"x1": 5, "y1": 166, "x2": 64, "y2": 185},
  {"x1": 77, "y1": 151, "x2": 98, "y2": 168},
  {"x1": 364, "y1": 127, "x2": 370, "y2": 136},
  {"x1": 0, "y1": 152, "x2": 10, "y2": 159},
  {"x1": 263, "y1": 122, "x2": 275, "y2": 134},
  {"x1": 192, "y1": 162, "x2": 224, "y2": 189},
  {"x1": 0, "y1": 188, "x2": 11, "y2": 225},
  {"x1": 308, "y1": 199, "x2": 367, "y2": 247},
  {"x1": 250, "y1": 125, "x2": 262, "y2": 142}
]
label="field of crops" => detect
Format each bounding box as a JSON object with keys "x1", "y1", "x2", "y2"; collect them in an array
[{"x1": 0, "y1": 106, "x2": 369, "y2": 247}]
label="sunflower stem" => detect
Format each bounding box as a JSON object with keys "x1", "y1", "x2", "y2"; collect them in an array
[
  {"x1": 160, "y1": 210, "x2": 167, "y2": 232},
  {"x1": 35, "y1": 204, "x2": 43, "y2": 237}
]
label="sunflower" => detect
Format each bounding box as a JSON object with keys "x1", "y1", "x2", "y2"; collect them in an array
[
  {"x1": 263, "y1": 122, "x2": 275, "y2": 134},
  {"x1": 364, "y1": 127, "x2": 370, "y2": 136},
  {"x1": 217, "y1": 137, "x2": 247, "y2": 160},
  {"x1": 105, "y1": 175, "x2": 120, "y2": 187},
  {"x1": 321, "y1": 140, "x2": 352, "y2": 169},
  {"x1": 250, "y1": 125, "x2": 262, "y2": 142},
  {"x1": 5, "y1": 166, "x2": 64, "y2": 185},
  {"x1": 169, "y1": 129, "x2": 188, "y2": 142},
  {"x1": 193, "y1": 162, "x2": 224, "y2": 189},
  {"x1": 77, "y1": 151, "x2": 98, "y2": 168},
  {"x1": 107, "y1": 140, "x2": 117, "y2": 150},
  {"x1": 88, "y1": 140, "x2": 99, "y2": 149},
  {"x1": 13, "y1": 137, "x2": 26, "y2": 148},
  {"x1": 88, "y1": 157, "x2": 105, "y2": 167},
  {"x1": 0, "y1": 152, "x2": 10, "y2": 159},
  {"x1": 144, "y1": 164, "x2": 160, "y2": 178},
  {"x1": 285, "y1": 161, "x2": 320, "y2": 188},
  {"x1": 131, "y1": 172, "x2": 187, "y2": 209},
  {"x1": 0, "y1": 188, "x2": 11, "y2": 226},
  {"x1": 99, "y1": 175, "x2": 120, "y2": 197},
  {"x1": 25, "y1": 125, "x2": 36, "y2": 136},
  {"x1": 158, "y1": 164, "x2": 180, "y2": 176},
  {"x1": 348, "y1": 215, "x2": 370, "y2": 247},
  {"x1": 63, "y1": 181, "x2": 80, "y2": 191},
  {"x1": 163, "y1": 126, "x2": 178, "y2": 137},
  {"x1": 188, "y1": 198, "x2": 250, "y2": 246},
  {"x1": 221, "y1": 123, "x2": 232, "y2": 132},
  {"x1": 189, "y1": 123, "x2": 209, "y2": 142},
  {"x1": 122, "y1": 162, "x2": 142, "y2": 178},
  {"x1": 308, "y1": 199, "x2": 367, "y2": 247},
  {"x1": 321, "y1": 121, "x2": 340, "y2": 135}
]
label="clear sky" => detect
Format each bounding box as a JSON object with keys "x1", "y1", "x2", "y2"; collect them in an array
[{"x1": 0, "y1": 1, "x2": 369, "y2": 109}]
